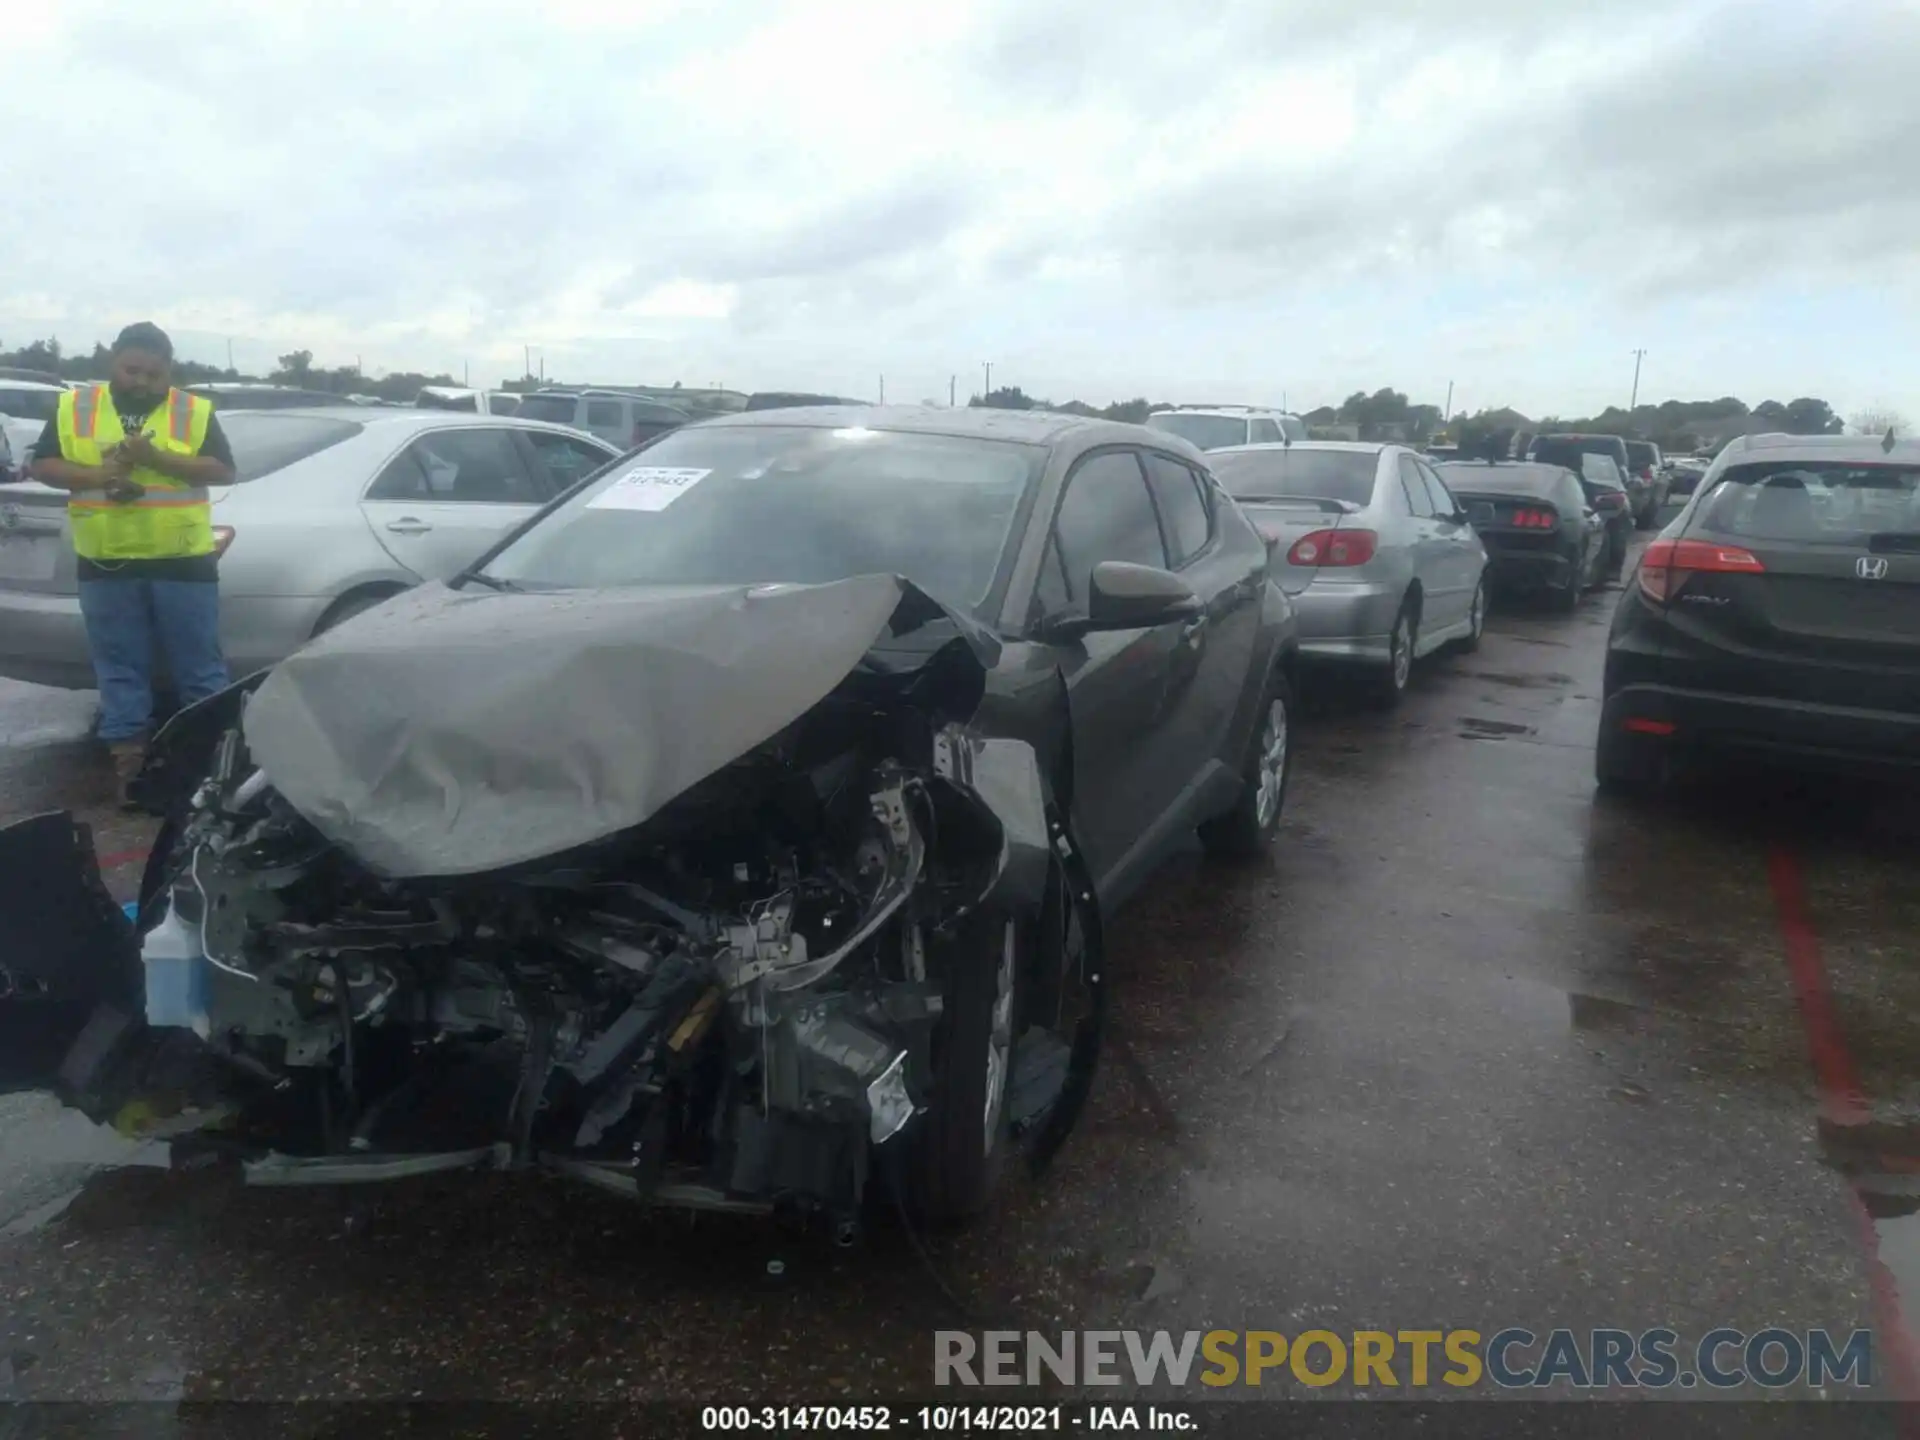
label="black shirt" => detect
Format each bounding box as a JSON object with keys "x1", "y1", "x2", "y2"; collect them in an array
[{"x1": 30, "y1": 389, "x2": 235, "y2": 583}]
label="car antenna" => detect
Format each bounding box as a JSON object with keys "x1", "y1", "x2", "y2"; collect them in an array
[{"x1": 1884, "y1": 425, "x2": 1898, "y2": 454}]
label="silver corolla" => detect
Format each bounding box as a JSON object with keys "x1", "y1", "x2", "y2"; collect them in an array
[
  {"x1": 1205, "y1": 442, "x2": 1489, "y2": 702},
  {"x1": 0, "y1": 408, "x2": 620, "y2": 689}
]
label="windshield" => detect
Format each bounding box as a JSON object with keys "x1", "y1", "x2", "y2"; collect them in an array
[
  {"x1": 0, "y1": 387, "x2": 61, "y2": 422},
  {"x1": 217, "y1": 414, "x2": 364, "y2": 481},
  {"x1": 481, "y1": 423, "x2": 1042, "y2": 611},
  {"x1": 516, "y1": 394, "x2": 581, "y2": 425},
  {"x1": 1145, "y1": 413, "x2": 1249, "y2": 450},
  {"x1": 1206, "y1": 448, "x2": 1380, "y2": 506},
  {"x1": 1699, "y1": 463, "x2": 1920, "y2": 543}
]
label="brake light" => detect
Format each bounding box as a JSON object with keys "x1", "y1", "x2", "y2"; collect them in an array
[
  {"x1": 211, "y1": 525, "x2": 236, "y2": 558},
  {"x1": 1638, "y1": 537, "x2": 1763, "y2": 603},
  {"x1": 1287, "y1": 528, "x2": 1377, "y2": 567},
  {"x1": 1511, "y1": 508, "x2": 1556, "y2": 528}
]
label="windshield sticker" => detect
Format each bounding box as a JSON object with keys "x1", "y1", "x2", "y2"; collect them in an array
[{"x1": 586, "y1": 465, "x2": 714, "y2": 513}]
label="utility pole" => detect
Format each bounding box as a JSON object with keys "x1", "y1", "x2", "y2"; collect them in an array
[
  {"x1": 1443, "y1": 380, "x2": 1454, "y2": 421},
  {"x1": 525, "y1": 345, "x2": 530, "y2": 379},
  {"x1": 879, "y1": 374, "x2": 885, "y2": 403},
  {"x1": 1629, "y1": 349, "x2": 1646, "y2": 412},
  {"x1": 464, "y1": 360, "x2": 470, "y2": 386},
  {"x1": 226, "y1": 337, "x2": 234, "y2": 373},
  {"x1": 949, "y1": 375, "x2": 956, "y2": 407},
  {"x1": 983, "y1": 361, "x2": 992, "y2": 399}
]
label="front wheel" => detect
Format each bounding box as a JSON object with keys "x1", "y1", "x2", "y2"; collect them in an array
[
  {"x1": 902, "y1": 911, "x2": 1018, "y2": 1226},
  {"x1": 1200, "y1": 670, "x2": 1294, "y2": 861}
]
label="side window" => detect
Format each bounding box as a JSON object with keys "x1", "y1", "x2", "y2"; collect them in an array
[
  {"x1": 1050, "y1": 451, "x2": 1168, "y2": 605},
  {"x1": 585, "y1": 399, "x2": 623, "y2": 429},
  {"x1": 1565, "y1": 477, "x2": 1589, "y2": 514},
  {"x1": 1142, "y1": 453, "x2": 1212, "y2": 566},
  {"x1": 1418, "y1": 462, "x2": 1458, "y2": 519},
  {"x1": 1249, "y1": 419, "x2": 1282, "y2": 443},
  {"x1": 1397, "y1": 455, "x2": 1437, "y2": 518},
  {"x1": 521, "y1": 429, "x2": 613, "y2": 494},
  {"x1": 373, "y1": 429, "x2": 541, "y2": 504},
  {"x1": 1033, "y1": 533, "x2": 1071, "y2": 618}
]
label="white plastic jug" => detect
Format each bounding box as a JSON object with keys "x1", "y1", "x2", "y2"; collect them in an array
[{"x1": 141, "y1": 907, "x2": 211, "y2": 1037}]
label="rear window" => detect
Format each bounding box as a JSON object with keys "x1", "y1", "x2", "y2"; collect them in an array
[
  {"x1": 1625, "y1": 442, "x2": 1660, "y2": 470},
  {"x1": 1532, "y1": 436, "x2": 1627, "y2": 468},
  {"x1": 1700, "y1": 464, "x2": 1920, "y2": 543},
  {"x1": 515, "y1": 394, "x2": 582, "y2": 425},
  {"x1": 1434, "y1": 463, "x2": 1561, "y2": 498},
  {"x1": 0, "y1": 388, "x2": 61, "y2": 422},
  {"x1": 217, "y1": 415, "x2": 364, "y2": 481},
  {"x1": 1207, "y1": 448, "x2": 1379, "y2": 506},
  {"x1": 1144, "y1": 413, "x2": 1250, "y2": 451}
]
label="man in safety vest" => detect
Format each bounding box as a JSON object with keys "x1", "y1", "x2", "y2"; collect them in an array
[{"x1": 28, "y1": 322, "x2": 237, "y2": 806}]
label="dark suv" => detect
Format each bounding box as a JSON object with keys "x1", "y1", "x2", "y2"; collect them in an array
[
  {"x1": 1527, "y1": 434, "x2": 1655, "y2": 528},
  {"x1": 1623, "y1": 441, "x2": 1671, "y2": 525}
]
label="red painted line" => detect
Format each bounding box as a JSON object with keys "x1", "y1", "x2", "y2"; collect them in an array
[
  {"x1": 97, "y1": 847, "x2": 150, "y2": 870},
  {"x1": 1767, "y1": 845, "x2": 1920, "y2": 1414}
]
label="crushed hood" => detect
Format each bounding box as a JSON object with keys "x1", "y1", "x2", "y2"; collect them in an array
[{"x1": 240, "y1": 575, "x2": 999, "y2": 879}]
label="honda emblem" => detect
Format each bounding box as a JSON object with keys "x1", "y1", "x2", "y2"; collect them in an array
[{"x1": 1857, "y1": 556, "x2": 1889, "y2": 580}]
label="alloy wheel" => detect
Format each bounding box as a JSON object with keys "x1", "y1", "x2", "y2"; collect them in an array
[
  {"x1": 982, "y1": 920, "x2": 1016, "y2": 1153},
  {"x1": 1254, "y1": 696, "x2": 1290, "y2": 830}
]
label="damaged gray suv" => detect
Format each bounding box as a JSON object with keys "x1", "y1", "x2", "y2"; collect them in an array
[{"x1": 0, "y1": 406, "x2": 1298, "y2": 1232}]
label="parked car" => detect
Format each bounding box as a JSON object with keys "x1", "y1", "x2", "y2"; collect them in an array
[
  {"x1": 514, "y1": 388, "x2": 694, "y2": 448},
  {"x1": 0, "y1": 380, "x2": 64, "y2": 481},
  {"x1": 414, "y1": 385, "x2": 525, "y2": 416},
  {"x1": 0, "y1": 366, "x2": 66, "y2": 387},
  {"x1": 1597, "y1": 431, "x2": 1920, "y2": 793},
  {"x1": 1667, "y1": 455, "x2": 1709, "y2": 497},
  {"x1": 1526, "y1": 434, "x2": 1655, "y2": 527},
  {"x1": 1623, "y1": 441, "x2": 1672, "y2": 521},
  {"x1": 0, "y1": 405, "x2": 1299, "y2": 1230},
  {"x1": 1146, "y1": 406, "x2": 1310, "y2": 451},
  {"x1": 1423, "y1": 444, "x2": 1461, "y2": 462},
  {"x1": 1436, "y1": 460, "x2": 1608, "y2": 611},
  {"x1": 1569, "y1": 454, "x2": 1636, "y2": 575},
  {"x1": 187, "y1": 383, "x2": 359, "y2": 411},
  {"x1": 1207, "y1": 442, "x2": 1488, "y2": 702},
  {"x1": 0, "y1": 409, "x2": 619, "y2": 689}
]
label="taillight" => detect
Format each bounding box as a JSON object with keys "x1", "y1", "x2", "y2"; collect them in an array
[
  {"x1": 1637, "y1": 466, "x2": 1654, "y2": 480},
  {"x1": 1638, "y1": 537, "x2": 1763, "y2": 603},
  {"x1": 1511, "y1": 508, "x2": 1556, "y2": 528},
  {"x1": 1287, "y1": 528, "x2": 1377, "y2": 567},
  {"x1": 212, "y1": 525, "x2": 236, "y2": 558}
]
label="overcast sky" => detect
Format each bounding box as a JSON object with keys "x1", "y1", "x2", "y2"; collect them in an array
[{"x1": 6, "y1": 0, "x2": 1919, "y2": 422}]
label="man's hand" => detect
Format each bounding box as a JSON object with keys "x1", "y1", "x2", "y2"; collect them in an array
[
  {"x1": 105, "y1": 478, "x2": 146, "y2": 505},
  {"x1": 119, "y1": 431, "x2": 159, "y2": 466}
]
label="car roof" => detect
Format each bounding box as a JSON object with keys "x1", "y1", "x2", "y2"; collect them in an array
[
  {"x1": 1717, "y1": 432, "x2": 1920, "y2": 465},
  {"x1": 1151, "y1": 404, "x2": 1299, "y2": 417},
  {"x1": 1211, "y1": 440, "x2": 1390, "y2": 456},
  {"x1": 699, "y1": 402, "x2": 1198, "y2": 454},
  {"x1": 217, "y1": 406, "x2": 610, "y2": 439},
  {"x1": 0, "y1": 379, "x2": 66, "y2": 393},
  {"x1": 1534, "y1": 432, "x2": 1627, "y2": 445}
]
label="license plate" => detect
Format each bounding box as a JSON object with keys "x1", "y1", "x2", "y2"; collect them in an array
[{"x1": 0, "y1": 534, "x2": 55, "y2": 582}]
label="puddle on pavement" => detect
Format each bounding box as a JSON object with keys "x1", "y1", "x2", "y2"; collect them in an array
[{"x1": 1458, "y1": 716, "x2": 1536, "y2": 740}]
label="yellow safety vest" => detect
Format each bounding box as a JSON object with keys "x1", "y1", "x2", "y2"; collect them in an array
[{"x1": 58, "y1": 385, "x2": 216, "y2": 561}]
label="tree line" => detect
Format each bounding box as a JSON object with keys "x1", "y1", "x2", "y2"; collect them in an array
[{"x1": 6, "y1": 336, "x2": 1897, "y2": 449}]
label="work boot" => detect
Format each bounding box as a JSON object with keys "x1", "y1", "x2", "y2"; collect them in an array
[{"x1": 107, "y1": 741, "x2": 147, "y2": 811}]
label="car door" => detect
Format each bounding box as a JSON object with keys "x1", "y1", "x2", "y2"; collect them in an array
[
  {"x1": 515, "y1": 426, "x2": 619, "y2": 496},
  {"x1": 1418, "y1": 459, "x2": 1484, "y2": 617},
  {"x1": 360, "y1": 426, "x2": 550, "y2": 579},
  {"x1": 1034, "y1": 448, "x2": 1190, "y2": 902},
  {"x1": 1141, "y1": 449, "x2": 1264, "y2": 775},
  {"x1": 1395, "y1": 453, "x2": 1453, "y2": 639}
]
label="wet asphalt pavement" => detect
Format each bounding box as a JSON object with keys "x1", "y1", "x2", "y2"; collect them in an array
[{"x1": 2, "y1": 531, "x2": 1918, "y2": 1422}]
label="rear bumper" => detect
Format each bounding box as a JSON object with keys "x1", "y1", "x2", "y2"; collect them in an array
[
  {"x1": 0, "y1": 592, "x2": 327, "y2": 691},
  {"x1": 1601, "y1": 683, "x2": 1920, "y2": 775},
  {"x1": 1290, "y1": 580, "x2": 1402, "y2": 664},
  {"x1": 1485, "y1": 549, "x2": 1576, "y2": 590}
]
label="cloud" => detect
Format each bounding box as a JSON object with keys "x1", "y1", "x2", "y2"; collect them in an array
[{"x1": 4, "y1": 0, "x2": 1919, "y2": 417}]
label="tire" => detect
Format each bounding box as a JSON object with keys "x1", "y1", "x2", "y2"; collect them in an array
[
  {"x1": 904, "y1": 910, "x2": 1019, "y2": 1226},
  {"x1": 1551, "y1": 573, "x2": 1581, "y2": 613},
  {"x1": 312, "y1": 587, "x2": 403, "y2": 638},
  {"x1": 1200, "y1": 669, "x2": 1295, "y2": 861},
  {"x1": 1595, "y1": 726, "x2": 1660, "y2": 798},
  {"x1": 1451, "y1": 576, "x2": 1487, "y2": 654},
  {"x1": 1634, "y1": 502, "x2": 1658, "y2": 532},
  {"x1": 1370, "y1": 599, "x2": 1417, "y2": 706}
]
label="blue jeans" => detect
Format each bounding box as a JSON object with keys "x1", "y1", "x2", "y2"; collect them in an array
[{"x1": 77, "y1": 579, "x2": 230, "y2": 742}]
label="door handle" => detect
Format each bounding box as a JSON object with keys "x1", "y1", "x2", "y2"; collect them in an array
[{"x1": 385, "y1": 518, "x2": 432, "y2": 535}]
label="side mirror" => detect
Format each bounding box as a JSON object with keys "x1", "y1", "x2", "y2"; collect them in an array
[{"x1": 1044, "y1": 562, "x2": 1201, "y2": 641}]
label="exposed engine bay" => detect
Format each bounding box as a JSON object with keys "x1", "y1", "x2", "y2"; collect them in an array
[{"x1": 0, "y1": 576, "x2": 1104, "y2": 1228}]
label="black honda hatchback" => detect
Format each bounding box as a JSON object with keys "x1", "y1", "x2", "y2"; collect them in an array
[{"x1": 1597, "y1": 432, "x2": 1920, "y2": 791}]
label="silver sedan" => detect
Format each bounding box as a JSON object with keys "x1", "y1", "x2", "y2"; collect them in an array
[
  {"x1": 0, "y1": 408, "x2": 620, "y2": 689},
  {"x1": 1206, "y1": 442, "x2": 1488, "y2": 702}
]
